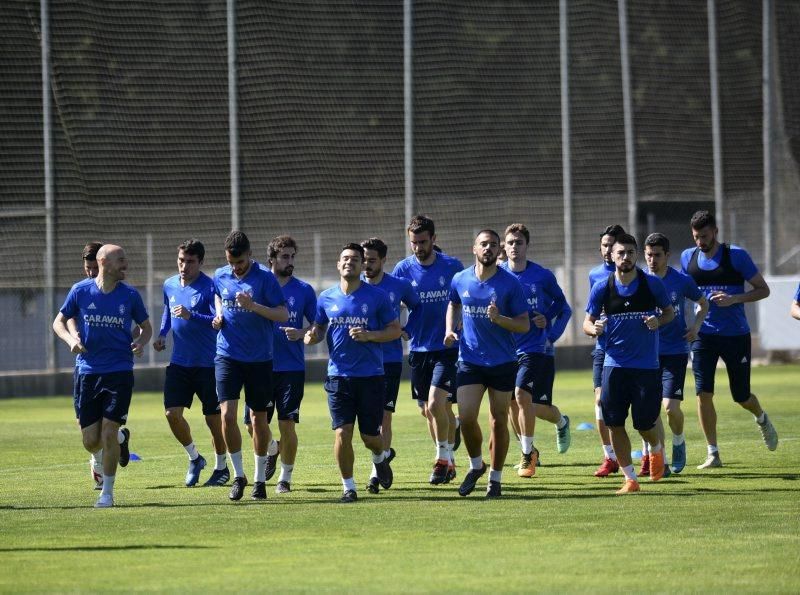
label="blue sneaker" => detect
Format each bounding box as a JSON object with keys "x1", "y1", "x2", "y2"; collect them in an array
[
  {"x1": 185, "y1": 455, "x2": 207, "y2": 487},
  {"x1": 671, "y1": 442, "x2": 686, "y2": 474},
  {"x1": 203, "y1": 467, "x2": 230, "y2": 487}
]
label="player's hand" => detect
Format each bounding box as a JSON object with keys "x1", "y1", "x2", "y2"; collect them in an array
[
  {"x1": 69, "y1": 338, "x2": 87, "y2": 355},
  {"x1": 152, "y1": 337, "x2": 167, "y2": 352},
  {"x1": 683, "y1": 327, "x2": 699, "y2": 343},
  {"x1": 487, "y1": 300, "x2": 499, "y2": 323},
  {"x1": 303, "y1": 328, "x2": 318, "y2": 345},
  {"x1": 532, "y1": 312, "x2": 547, "y2": 329},
  {"x1": 172, "y1": 305, "x2": 191, "y2": 320},
  {"x1": 444, "y1": 331, "x2": 459, "y2": 348},
  {"x1": 235, "y1": 291, "x2": 254, "y2": 310},
  {"x1": 401, "y1": 329, "x2": 410, "y2": 341},
  {"x1": 643, "y1": 315, "x2": 660, "y2": 331},
  {"x1": 349, "y1": 327, "x2": 370, "y2": 342},
  {"x1": 282, "y1": 326, "x2": 304, "y2": 341},
  {"x1": 212, "y1": 315, "x2": 223, "y2": 330},
  {"x1": 593, "y1": 318, "x2": 606, "y2": 337},
  {"x1": 710, "y1": 291, "x2": 736, "y2": 307},
  {"x1": 131, "y1": 342, "x2": 144, "y2": 357}
]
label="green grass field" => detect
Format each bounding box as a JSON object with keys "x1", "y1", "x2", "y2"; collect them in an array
[{"x1": 1, "y1": 365, "x2": 798, "y2": 593}]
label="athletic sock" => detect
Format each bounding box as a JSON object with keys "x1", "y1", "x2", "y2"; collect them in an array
[
  {"x1": 383, "y1": 449, "x2": 391, "y2": 459},
  {"x1": 447, "y1": 443, "x2": 455, "y2": 464},
  {"x1": 621, "y1": 465, "x2": 637, "y2": 481},
  {"x1": 436, "y1": 441, "x2": 448, "y2": 461},
  {"x1": 278, "y1": 463, "x2": 294, "y2": 483},
  {"x1": 707, "y1": 444, "x2": 719, "y2": 456},
  {"x1": 520, "y1": 435, "x2": 533, "y2": 455},
  {"x1": 489, "y1": 468, "x2": 502, "y2": 482},
  {"x1": 215, "y1": 453, "x2": 227, "y2": 471},
  {"x1": 117, "y1": 430, "x2": 126, "y2": 444},
  {"x1": 371, "y1": 451, "x2": 386, "y2": 464},
  {"x1": 370, "y1": 464, "x2": 378, "y2": 480},
  {"x1": 556, "y1": 416, "x2": 567, "y2": 430},
  {"x1": 756, "y1": 412, "x2": 766, "y2": 424},
  {"x1": 254, "y1": 454, "x2": 267, "y2": 482},
  {"x1": 642, "y1": 440, "x2": 650, "y2": 456},
  {"x1": 230, "y1": 450, "x2": 245, "y2": 478},
  {"x1": 672, "y1": 433, "x2": 685, "y2": 446},
  {"x1": 603, "y1": 444, "x2": 617, "y2": 461},
  {"x1": 184, "y1": 442, "x2": 199, "y2": 461},
  {"x1": 92, "y1": 449, "x2": 103, "y2": 469},
  {"x1": 267, "y1": 439, "x2": 279, "y2": 456},
  {"x1": 469, "y1": 456, "x2": 483, "y2": 471},
  {"x1": 101, "y1": 474, "x2": 116, "y2": 497},
  {"x1": 650, "y1": 442, "x2": 662, "y2": 454},
  {"x1": 342, "y1": 477, "x2": 356, "y2": 492}
]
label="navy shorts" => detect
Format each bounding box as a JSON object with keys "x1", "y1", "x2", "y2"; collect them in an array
[
  {"x1": 215, "y1": 356, "x2": 273, "y2": 412},
  {"x1": 325, "y1": 375, "x2": 384, "y2": 436},
  {"x1": 243, "y1": 370, "x2": 305, "y2": 425},
  {"x1": 600, "y1": 366, "x2": 661, "y2": 431},
  {"x1": 72, "y1": 366, "x2": 80, "y2": 418},
  {"x1": 383, "y1": 362, "x2": 403, "y2": 412},
  {"x1": 659, "y1": 353, "x2": 689, "y2": 401},
  {"x1": 456, "y1": 361, "x2": 517, "y2": 393},
  {"x1": 592, "y1": 348, "x2": 605, "y2": 389},
  {"x1": 515, "y1": 353, "x2": 555, "y2": 406},
  {"x1": 76, "y1": 370, "x2": 134, "y2": 429},
  {"x1": 691, "y1": 333, "x2": 751, "y2": 403},
  {"x1": 164, "y1": 364, "x2": 219, "y2": 416},
  {"x1": 409, "y1": 349, "x2": 458, "y2": 404}
]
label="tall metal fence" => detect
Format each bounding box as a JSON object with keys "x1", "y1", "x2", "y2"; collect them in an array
[{"x1": 1, "y1": 0, "x2": 799, "y2": 372}]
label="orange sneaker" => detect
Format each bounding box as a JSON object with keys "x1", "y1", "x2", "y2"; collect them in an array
[
  {"x1": 517, "y1": 451, "x2": 537, "y2": 478},
  {"x1": 616, "y1": 479, "x2": 641, "y2": 495},
  {"x1": 594, "y1": 457, "x2": 620, "y2": 477},
  {"x1": 649, "y1": 450, "x2": 665, "y2": 481},
  {"x1": 639, "y1": 454, "x2": 650, "y2": 477}
]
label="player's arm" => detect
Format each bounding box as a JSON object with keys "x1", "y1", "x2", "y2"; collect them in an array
[
  {"x1": 235, "y1": 292, "x2": 289, "y2": 323},
  {"x1": 65, "y1": 317, "x2": 81, "y2": 341},
  {"x1": 710, "y1": 273, "x2": 770, "y2": 307},
  {"x1": 53, "y1": 312, "x2": 86, "y2": 354},
  {"x1": 303, "y1": 323, "x2": 327, "y2": 345},
  {"x1": 444, "y1": 301, "x2": 461, "y2": 347},
  {"x1": 487, "y1": 304, "x2": 530, "y2": 334},
  {"x1": 583, "y1": 313, "x2": 603, "y2": 338},
  {"x1": 153, "y1": 302, "x2": 171, "y2": 351},
  {"x1": 350, "y1": 319, "x2": 402, "y2": 343},
  {"x1": 131, "y1": 320, "x2": 153, "y2": 356},
  {"x1": 684, "y1": 295, "x2": 709, "y2": 342},
  {"x1": 791, "y1": 300, "x2": 800, "y2": 321},
  {"x1": 645, "y1": 305, "x2": 675, "y2": 331},
  {"x1": 212, "y1": 294, "x2": 224, "y2": 330}
]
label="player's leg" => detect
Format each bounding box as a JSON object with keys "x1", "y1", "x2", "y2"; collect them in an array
[
  {"x1": 599, "y1": 367, "x2": 628, "y2": 490},
  {"x1": 355, "y1": 376, "x2": 392, "y2": 491},
  {"x1": 632, "y1": 369, "x2": 666, "y2": 483},
  {"x1": 427, "y1": 351, "x2": 458, "y2": 484},
  {"x1": 92, "y1": 372, "x2": 134, "y2": 507},
  {"x1": 163, "y1": 364, "x2": 207, "y2": 486},
  {"x1": 215, "y1": 356, "x2": 248, "y2": 499},
  {"x1": 243, "y1": 361, "x2": 274, "y2": 500},
  {"x1": 197, "y1": 366, "x2": 228, "y2": 486},
  {"x1": 692, "y1": 335, "x2": 721, "y2": 468},
  {"x1": 325, "y1": 376, "x2": 358, "y2": 502},
  {"x1": 592, "y1": 349, "x2": 617, "y2": 476},
  {"x1": 660, "y1": 353, "x2": 687, "y2": 473},
  {"x1": 513, "y1": 378, "x2": 538, "y2": 478},
  {"x1": 456, "y1": 379, "x2": 487, "y2": 497}
]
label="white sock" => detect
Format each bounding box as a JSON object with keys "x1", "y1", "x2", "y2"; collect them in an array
[
  {"x1": 489, "y1": 468, "x2": 502, "y2": 482},
  {"x1": 370, "y1": 464, "x2": 378, "y2": 479},
  {"x1": 520, "y1": 435, "x2": 533, "y2": 455},
  {"x1": 672, "y1": 433, "x2": 685, "y2": 446},
  {"x1": 215, "y1": 453, "x2": 227, "y2": 471},
  {"x1": 556, "y1": 416, "x2": 567, "y2": 430},
  {"x1": 254, "y1": 454, "x2": 268, "y2": 482},
  {"x1": 342, "y1": 477, "x2": 356, "y2": 492},
  {"x1": 101, "y1": 474, "x2": 116, "y2": 497},
  {"x1": 184, "y1": 442, "x2": 199, "y2": 461},
  {"x1": 267, "y1": 439, "x2": 279, "y2": 456},
  {"x1": 447, "y1": 443, "x2": 455, "y2": 464},
  {"x1": 650, "y1": 442, "x2": 662, "y2": 454},
  {"x1": 603, "y1": 444, "x2": 617, "y2": 461},
  {"x1": 756, "y1": 412, "x2": 766, "y2": 424},
  {"x1": 642, "y1": 440, "x2": 650, "y2": 455},
  {"x1": 621, "y1": 465, "x2": 637, "y2": 481},
  {"x1": 436, "y1": 441, "x2": 448, "y2": 461},
  {"x1": 278, "y1": 463, "x2": 293, "y2": 483},
  {"x1": 707, "y1": 444, "x2": 719, "y2": 456},
  {"x1": 117, "y1": 430, "x2": 126, "y2": 444},
  {"x1": 595, "y1": 404, "x2": 604, "y2": 421},
  {"x1": 372, "y1": 451, "x2": 385, "y2": 464},
  {"x1": 230, "y1": 450, "x2": 245, "y2": 478},
  {"x1": 92, "y1": 449, "x2": 103, "y2": 470},
  {"x1": 469, "y1": 456, "x2": 483, "y2": 470},
  {"x1": 455, "y1": 417, "x2": 461, "y2": 429},
  {"x1": 383, "y1": 449, "x2": 391, "y2": 459}
]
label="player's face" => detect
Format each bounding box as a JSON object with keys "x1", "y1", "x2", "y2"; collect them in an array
[
  {"x1": 363, "y1": 248, "x2": 384, "y2": 279},
  {"x1": 226, "y1": 250, "x2": 251, "y2": 278},
  {"x1": 337, "y1": 249, "x2": 363, "y2": 281},
  {"x1": 272, "y1": 247, "x2": 296, "y2": 278},
  {"x1": 409, "y1": 231, "x2": 434, "y2": 262},
  {"x1": 644, "y1": 245, "x2": 668, "y2": 274},
  {"x1": 600, "y1": 234, "x2": 616, "y2": 264},
  {"x1": 83, "y1": 259, "x2": 99, "y2": 279},
  {"x1": 613, "y1": 243, "x2": 637, "y2": 273},
  {"x1": 177, "y1": 249, "x2": 202, "y2": 283},
  {"x1": 473, "y1": 233, "x2": 500, "y2": 267},
  {"x1": 504, "y1": 232, "x2": 528, "y2": 262},
  {"x1": 692, "y1": 225, "x2": 718, "y2": 253},
  {"x1": 104, "y1": 250, "x2": 128, "y2": 281}
]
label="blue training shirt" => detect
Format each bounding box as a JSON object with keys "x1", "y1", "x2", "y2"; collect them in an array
[
  {"x1": 449, "y1": 266, "x2": 529, "y2": 367},
  {"x1": 363, "y1": 272, "x2": 420, "y2": 364},
  {"x1": 795, "y1": 283, "x2": 800, "y2": 302},
  {"x1": 273, "y1": 276, "x2": 317, "y2": 372},
  {"x1": 680, "y1": 244, "x2": 758, "y2": 336},
  {"x1": 214, "y1": 261, "x2": 285, "y2": 362},
  {"x1": 392, "y1": 252, "x2": 463, "y2": 352},
  {"x1": 646, "y1": 267, "x2": 703, "y2": 356},
  {"x1": 60, "y1": 278, "x2": 149, "y2": 374},
  {"x1": 159, "y1": 272, "x2": 217, "y2": 367},
  {"x1": 588, "y1": 262, "x2": 615, "y2": 351},
  {"x1": 586, "y1": 272, "x2": 671, "y2": 369},
  {"x1": 316, "y1": 282, "x2": 397, "y2": 377},
  {"x1": 501, "y1": 260, "x2": 572, "y2": 355}
]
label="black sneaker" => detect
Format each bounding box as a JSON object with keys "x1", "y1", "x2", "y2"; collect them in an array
[
  {"x1": 453, "y1": 422, "x2": 461, "y2": 451},
  {"x1": 119, "y1": 428, "x2": 131, "y2": 467},
  {"x1": 375, "y1": 458, "x2": 393, "y2": 489},
  {"x1": 340, "y1": 489, "x2": 358, "y2": 503},
  {"x1": 366, "y1": 477, "x2": 380, "y2": 494},
  {"x1": 203, "y1": 467, "x2": 230, "y2": 487},
  {"x1": 485, "y1": 480, "x2": 502, "y2": 499},
  {"x1": 458, "y1": 463, "x2": 487, "y2": 497},
  {"x1": 275, "y1": 480, "x2": 291, "y2": 494},
  {"x1": 251, "y1": 481, "x2": 267, "y2": 500},
  {"x1": 386, "y1": 448, "x2": 396, "y2": 464},
  {"x1": 265, "y1": 441, "x2": 280, "y2": 482},
  {"x1": 229, "y1": 476, "x2": 247, "y2": 501},
  {"x1": 429, "y1": 459, "x2": 449, "y2": 485}
]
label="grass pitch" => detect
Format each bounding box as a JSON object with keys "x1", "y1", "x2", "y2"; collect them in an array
[{"x1": 1, "y1": 365, "x2": 798, "y2": 593}]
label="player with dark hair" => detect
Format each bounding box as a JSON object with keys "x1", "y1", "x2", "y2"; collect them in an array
[
  {"x1": 588, "y1": 224, "x2": 626, "y2": 477},
  {"x1": 212, "y1": 231, "x2": 288, "y2": 501},
  {"x1": 502, "y1": 223, "x2": 573, "y2": 477},
  {"x1": 681, "y1": 211, "x2": 777, "y2": 468},
  {"x1": 584, "y1": 234, "x2": 674, "y2": 494},
  {"x1": 53, "y1": 244, "x2": 152, "y2": 507},
  {"x1": 446, "y1": 230, "x2": 530, "y2": 498},
  {"x1": 153, "y1": 239, "x2": 229, "y2": 487},
  {"x1": 393, "y1": 215, "x2": 464, "y2": 485},
  {"x1": 304, "y1": 243, "x2": 401, "y2": 503},
  {"x1": 642, "y1": 233, "x2": 708, "y2": 474}
]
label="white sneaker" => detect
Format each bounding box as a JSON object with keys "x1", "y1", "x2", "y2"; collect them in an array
[
  {"x1": 758, "y1": 414, "x2": 778, "y2": 451},
  {"x1": 697, "y1": 453, "x2": 722, "y2": 469},
  {"x1": 94, "y1": 494, "x2": 114, "y2": 508}
]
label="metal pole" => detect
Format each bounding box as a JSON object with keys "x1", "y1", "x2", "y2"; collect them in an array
[
  {"x1": 42, "y1": 0, "x2": 56, "y2": 371},
  {"x1": 228, "y1": 0, "x2": 240, "y2": 231},
  {"x1": 618, "y1": 0, "x2": 637, "y2": 238},
  {"x1": 560, "y1": 0, "x2": 575, "y2": 344},
  {"x1": 762, "y1": 0, "x2": 773, "y2": 274},
  {"x1": 708, "y1": 0, "x2": 724, "y2": 239},
  {"x1": 146, "y1": 233, "x2": 155, "y2": 366},
  {"x1": 403, "y1": 0, "x2": 414, "y2": 254}
]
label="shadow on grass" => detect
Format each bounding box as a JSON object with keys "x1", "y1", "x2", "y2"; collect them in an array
[{"x1": 0, "y1": 544, "x2": 211, "y2": 552}]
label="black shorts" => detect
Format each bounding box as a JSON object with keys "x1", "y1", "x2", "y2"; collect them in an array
[
  {"x1": 214, "y1": 356, "x2": 273, "y2": 412},
  {"x1": 383, "y1": 362, "x2": 403, "y2": 412},
  {"x1": 592, "y1": 348, "x2": 605, "y2": 389},
  {"x1": 515, "y1": 353, "x2": 555, "y2": 405},
  {"x1": 325, "y1": 375, "x2": 384, "y2": 436},
  {"x1": 164, "y1": 364, "x2": 219, "y2": 415},
  {"x1": 659, "y1": 353, "x2": 689, "y2": 401},
  {"x1": 76, "y1": 370, "x2": 134, "y2": 429},
  {"x1": 600, "y1": 366, "x2": 661, "y2": 431},
  {"x1": 409, "y1": 349, "x2": 458, "y2": 404},
  {"x1": 691, "y1": 333, "x2": 751, "y2": 403},
  {"x1": 456, "y1": 361, "x2": 517, "y2": 393},
  {"x1": 243, "y1": 370, "x2": 305, "y2": 425}
]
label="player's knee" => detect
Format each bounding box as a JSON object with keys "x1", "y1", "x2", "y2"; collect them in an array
[
  {"x1": 335, "y1": 425, "x2": 354, "y2": 441},
  {"x1": 164, "y1": 408, "x2": 184, "y2": 424}
]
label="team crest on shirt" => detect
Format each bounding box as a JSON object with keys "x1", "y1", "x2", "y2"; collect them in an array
[
  {"x1": 288, "y1": 296, "x2": 296, "y2": 307},
  {"x1": 190, "y1": 294, "x2": 200, "y2": 308},
  {"x1": 389, "y1": 291, "x2": 396, "y2": 303},
  {"x1": 529, "y1": 284, "x2": 537, "y2": 295},
  {"x1": 670, "y1": 291, "x2": 678, "y2": 305},
  {"x1": 361, "y1": 303, "x2": 369, "y2": 314},
  {"x1": 119, "y1": 304, "x2": 125, "y2": 315},
  {"x1": 439, "y1": 276, "x2": 445, "y2": 287}
]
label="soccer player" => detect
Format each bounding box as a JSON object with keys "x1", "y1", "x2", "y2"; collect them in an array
[
  {"x1": 643, "y1": 233, "x2": 708, "y2": 474},
  {"x1": 392, "y1": 215, "x2": 464, "y2": 484},
  {"x1": 791, "y1": 283, "x2": 800, "y2": 320},
  {"x1": 304, "y1": 243, "x2": 400, "y2": 503},
  {"x1": 212, "y1": 231, "x2": 288, "y2": 501},
  {"x1": 445, "y1": 230, "x2": 530, "y2": 498},
  {"x1": 152, "y1": 239, "x2": 229, "y2": 487},
  {"x1": 681, "y1": 211, "x2": 778, "y2": 468},
  {"x1": 588, "y1": 224, "x2": 626, "y2": 477},
  {"x1": 53, "y1": 244, "x2": 152, "y2": 507},
  {"x1": 584, "y1": 234, "x2": 674, "y2": 494},
  {"x1": 501, "y1": 224, "x2": 573, "y2": 477}
]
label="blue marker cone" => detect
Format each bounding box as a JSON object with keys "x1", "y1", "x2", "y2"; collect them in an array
[
  {"x1": 576, "y1": 422, "x2": 595, "y2": 431},
  {"x1": 631, "y1": 450, "x2": 643, "y2": 460},
  {"x1": 129, "y1": 453, "x2": 142, "y2": 462}
]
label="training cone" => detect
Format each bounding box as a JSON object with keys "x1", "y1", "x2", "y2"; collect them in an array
[
  {"x1": 631, "y1": 450, "x2": 643, "y2": 460},
  {"x1": 129, "y1": 453, "x2": 142, "y2": 462},
  {"x1": 576, "y1": 422, "x2": 595, "y2": 431}
]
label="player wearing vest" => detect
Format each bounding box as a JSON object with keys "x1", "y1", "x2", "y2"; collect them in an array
[
  {"x1": 643, "y1": 233, "x2": 708, "y2": 475},
  {"x1": 53, "y1": 244, "x2": 153, "y2": 508},
  {"x1": 584, "y1": 234, "x2": 674, "y2": 494},
  {"x1": 680, "y1": 211, "x2": 778, "y2": 468},
  {"x1": 153, "y1": 239, "x2": 229, "y2": 488}
]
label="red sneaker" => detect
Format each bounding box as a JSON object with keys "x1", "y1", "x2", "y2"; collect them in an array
[
  {"x1": 639, "y1": 454, "x2": 650, "y2": 477},
  {"x1": 593, "y1": 457, "x2": 620, "y2": 477}
]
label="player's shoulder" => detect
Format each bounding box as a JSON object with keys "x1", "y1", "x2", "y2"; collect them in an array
[
  {"x1": 439, "y1": 252, "x2": 464, "y2": 270},
  {"x1": 727, "y1": 244, "x2": 753, "y2": 260},
  {"x1": 589, "y1": 263, "x2": 606, "y2": 276},
  {"x1": 451, "y1": 265, "x2": 473, "y2": 283},
  {"x1": 288, "y1": 276, "x2": 314, "y2": 292},
  {"x1": 214, "y1": 264, "x2": 232, "y2": 279},
  {"x1": 70, "y1": 277, "x2": 95, "y2": 292},
  {"x1": 318, "y1": 285, "x2": 339, "y2": 300},
  {"x1": 164, "y1": 273, "x2": 181, "y2": 289},
  {"x1": 117, "y1": 281, "x2": 143, "y2": 298},
  {"x1": 392, "y1": 255, "x2": 415, "y2": 273}
]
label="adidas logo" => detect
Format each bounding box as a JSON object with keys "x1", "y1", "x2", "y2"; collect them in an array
[
  {"x1": 87, "y1": 303, "x2": 97, "y2": 310},
  {"x1": 741, "y1": 356, "x2": 748, "y2": 364},
  {"x1": 411, "y1": 280, "x2": 418, "y2": 287},
  {"x1": 540, "y1": 395, "x2": 548, "y2": 401},
  {"x1": 462, "y1": 290, "x2": 470, "y2": 298},
  {"x1": 444, "y1": 380, "x2": 451, "y2": 387},
  {"x1": 266, "y1": 401, "x2": 274, "y2": 408},
  {"x1": 331, "y1": 304, "x2": 339, "y2": 311},
  {"x1": 527, "y1": 381, "x2": 534, "y2": 388},
  {"x1": 675, "y1": 389, "x2": 682, "y2": 396},
  {"x1": 170, "y1": 296, "x2": 176, "y2": 302},
  {"x1": 624, "y1": 300, "x2": 630, "y2": 307},
  {"x1": 386, "y1": 401, "x2": 394, "y2": 408}
]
